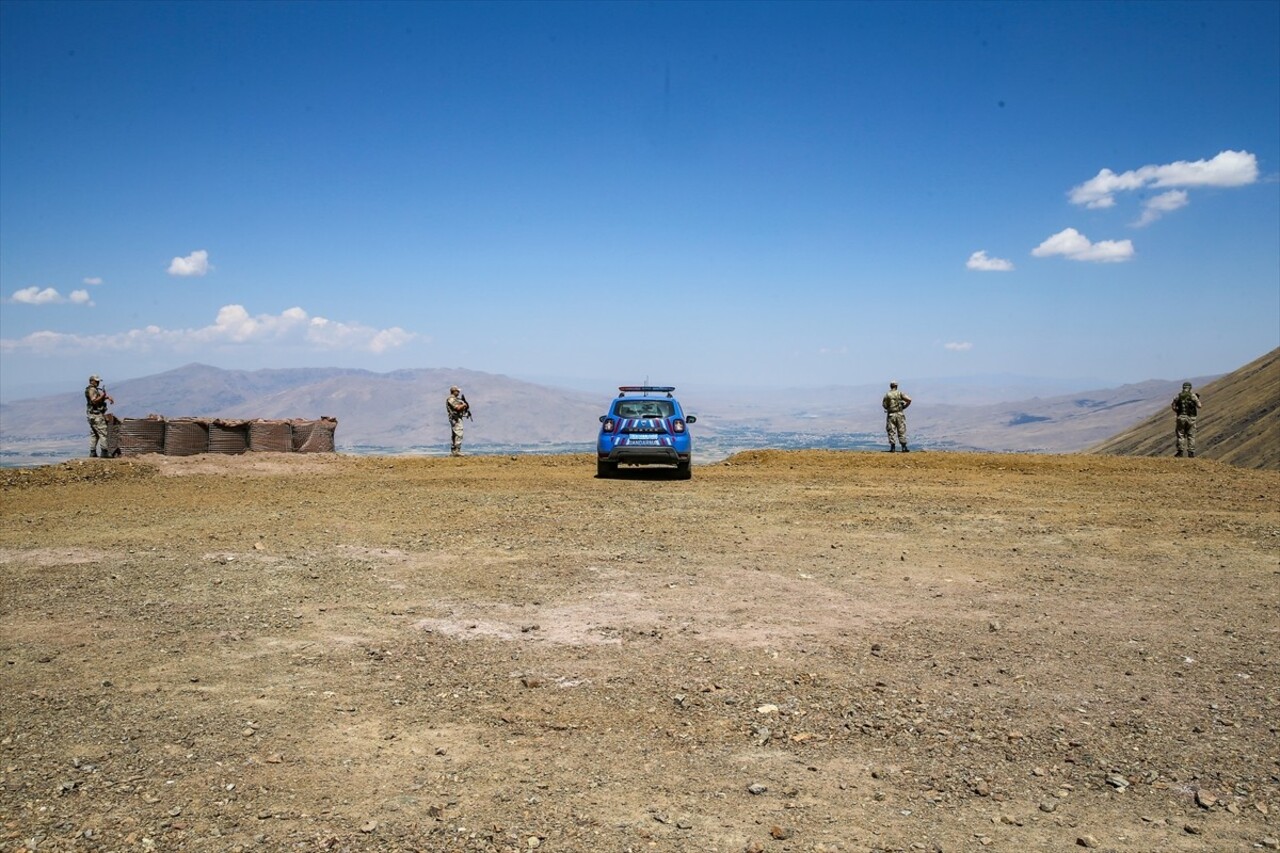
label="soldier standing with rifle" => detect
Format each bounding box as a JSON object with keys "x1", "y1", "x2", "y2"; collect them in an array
[
  {"x1": 445, "y1": 385, "x2": 472, "y2": 456},
  {"x1": 1171, "y1": 381, "x2": 1202, "y2": 458},
  {"x1": 85, "y1": 374, "x2": 114, "y2": 458}
]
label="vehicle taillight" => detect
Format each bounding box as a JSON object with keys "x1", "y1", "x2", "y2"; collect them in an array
[
  {"x1": 602, "y1": 419, "x2": 616, "y2": 433},
  {"x1": 671, "y1": 419, "x2": 686, "y2": 433}
]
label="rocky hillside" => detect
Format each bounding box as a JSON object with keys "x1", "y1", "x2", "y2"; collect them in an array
[{"x1": 1088, "y1": 347, "x2": 1279, "y2": 470}]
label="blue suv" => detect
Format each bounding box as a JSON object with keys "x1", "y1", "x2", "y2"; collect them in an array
[{"x1": 596, "y1": 386, "x2": 697, "y2": 479}]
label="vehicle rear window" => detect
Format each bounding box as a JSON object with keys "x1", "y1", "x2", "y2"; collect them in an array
[{"x1": 615, "y1": 400, "x2": 675, "y2": 418}]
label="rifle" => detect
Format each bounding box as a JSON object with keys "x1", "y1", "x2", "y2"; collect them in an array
[{"x1": 460, "y1": 393, "x2": 474, "y2": 421}]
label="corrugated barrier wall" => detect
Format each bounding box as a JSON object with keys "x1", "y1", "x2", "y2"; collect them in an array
[{"x1": 110, "y1": 417, "x2": 337, "y2": 457}]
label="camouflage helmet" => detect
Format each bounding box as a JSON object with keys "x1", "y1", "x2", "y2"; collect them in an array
[
  {"x1": 450, "y1": 385, "x2": 460, "y2": 393},
  {"x1": 1182, "y1": 382, "x2": 1192, "y2": 389},
  {"x1": 89, "y1": 374, "x2": 101, "y2": 383},
  {"x1": 889, "y1": 380, "x2": 898, "y2": 388}
]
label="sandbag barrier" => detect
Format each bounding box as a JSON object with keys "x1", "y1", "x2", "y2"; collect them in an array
[
  {"x1": 248, "y1": 420, "x2": 293, "y2": 452},
  {"x1": 117, "y1": 416, "x2": 165, "y2": 456},
  {"x1": 290, "y1": 417, "x2": 337, "y2": 453},
  {"x1": 113, "y1": 417, "x2": 337, "y2": 457},
  {"x1": 208, "y1": 420, "x2": 249, "y2": 454}
]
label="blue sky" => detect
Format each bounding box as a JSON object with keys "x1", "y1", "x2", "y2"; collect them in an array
[{"x1": 2, "y1": 0, "x2": 1277, "y2": 400}]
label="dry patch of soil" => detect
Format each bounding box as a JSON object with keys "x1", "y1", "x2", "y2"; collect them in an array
[{"x1": 2, "y1": 451, "x2": 1278, "y2": 853}]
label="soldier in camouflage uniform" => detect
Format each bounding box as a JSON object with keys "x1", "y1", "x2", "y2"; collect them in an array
[
  {"x1": 882, "y1": 381, "x2": 912, "y2": 452},
  {"x1": 1170, "y1": 381, "x2": 1202, "y2": 458},
  {"x1": 445, "y1": 385, "x2": 470, "y2": 456},
  {"x1": 84, "y1": 374, "x2": 114, "y2": 458}
]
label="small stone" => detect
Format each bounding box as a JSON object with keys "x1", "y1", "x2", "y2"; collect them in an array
[
  {"x1": 747, "y1": 783, "x2": 768, "y2": 795},
  {"x1": 1184, "y1": 823, "x2": 1203, "y2": 835},
  {"x1": 770, "y1": 825, "x2": 794, "y2": 840},
  {"x1": 1195, "y1": 789, "x2": 1217, "y2": 809},
  {"x1": 1105, "y1": 774, "x2": 1130, "y2": 789},
  {"x1": 1258, "y1": 837, "x2": 1279, "y2": 850},
  {"x1": 1039, "y1": 802, "x2": 1057, "y2": 813},
  {"x1": 1076, "y1": 836, "x2": 1099, "y2": 848},
  {"x1": 360, "y1": 820, "x2": 377, "y2": 833}
]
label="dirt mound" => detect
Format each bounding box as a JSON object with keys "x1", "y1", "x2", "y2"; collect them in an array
[{"x1": 2, "y1": 451, "x2": 1278, "y2": 852}]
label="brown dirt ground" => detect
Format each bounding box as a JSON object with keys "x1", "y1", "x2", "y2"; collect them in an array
[{"x1": 1, "y1": 450, "x2": 1278, "y2": 853}]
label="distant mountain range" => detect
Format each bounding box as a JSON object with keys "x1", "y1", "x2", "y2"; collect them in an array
[{"x1": 2, "y1": 355, "x2": 1273, "y2": 468}]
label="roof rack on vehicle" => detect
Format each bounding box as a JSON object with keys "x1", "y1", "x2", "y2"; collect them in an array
[{"x1": 617, "y1": 385, "x2": 676, "y2": 397}]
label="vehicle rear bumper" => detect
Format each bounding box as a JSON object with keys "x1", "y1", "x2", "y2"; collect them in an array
[{"x1": 601, "y1": 446, "x2": 688, "y2": 465}]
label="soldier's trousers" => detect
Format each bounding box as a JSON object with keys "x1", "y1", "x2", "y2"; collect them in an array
[
  {"x1": 450, "y1": 418, "x2": 464, "y2": 454},
  {"x1": 88, "y1": 414, "x2": 108, "y2": 456},
  {"x1": 886, "y1": 412, "x2": 907, "y2": 447},
  {"x1": 1175, "y1": 415, "x2": 1196, "y2": 457}
]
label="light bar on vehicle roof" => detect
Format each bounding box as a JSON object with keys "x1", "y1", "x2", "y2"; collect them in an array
[{"x1": 617, "y1": 385, "x2": 676, "y2": 397}]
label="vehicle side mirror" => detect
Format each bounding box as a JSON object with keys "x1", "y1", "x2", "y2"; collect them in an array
[
  {"x1": 599, "y1": 415, "x2": 607, "y2": 423},
  {"x1": 686, "y1": 415, "x2": 697, "y2": 424}
]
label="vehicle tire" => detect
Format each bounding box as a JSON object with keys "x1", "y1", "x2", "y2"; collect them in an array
[
  {"x1": 597, "y1": 460, "x2": 618, "y2": 479},
  {"x1": 675, "y1": 460, "x2": 692, "y2": 480}
]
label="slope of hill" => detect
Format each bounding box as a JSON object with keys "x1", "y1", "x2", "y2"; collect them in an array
[{"x1": 1088, "y1": 347, "x2": 1279, "y2": 470}]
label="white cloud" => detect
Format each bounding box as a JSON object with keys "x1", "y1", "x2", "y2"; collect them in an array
[
  {"x1": 966, "y1": 251, "x2": 1014, "y2": 272},
  {"x1": 1133, "y1": 190, "x2": 1189, "y2": 227},
  {"x1": 10, "y1": 284, "x2": 97, "y2": 305},
  {"x1": 944, "y1": 341, "x2": 973, "y2": 352},
  {"x1": 167, "y1": 249, "x2": 211, "y2": 277},
  {"x1": 1069, "y1": 150, "x2": 1258, "y2": 210},
  {"x1": 0, "y1": 304, "x2": 414, "y2": 355},
  {"x1": 1032, "y1": 228, "x2": 1134, "y2": 263},
  {"x1": 83, "y1": 277, "x2": 104, "y2": 286},
  {"x1": 10, "y1": 286, "x2": 65, "y2": 304}
]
